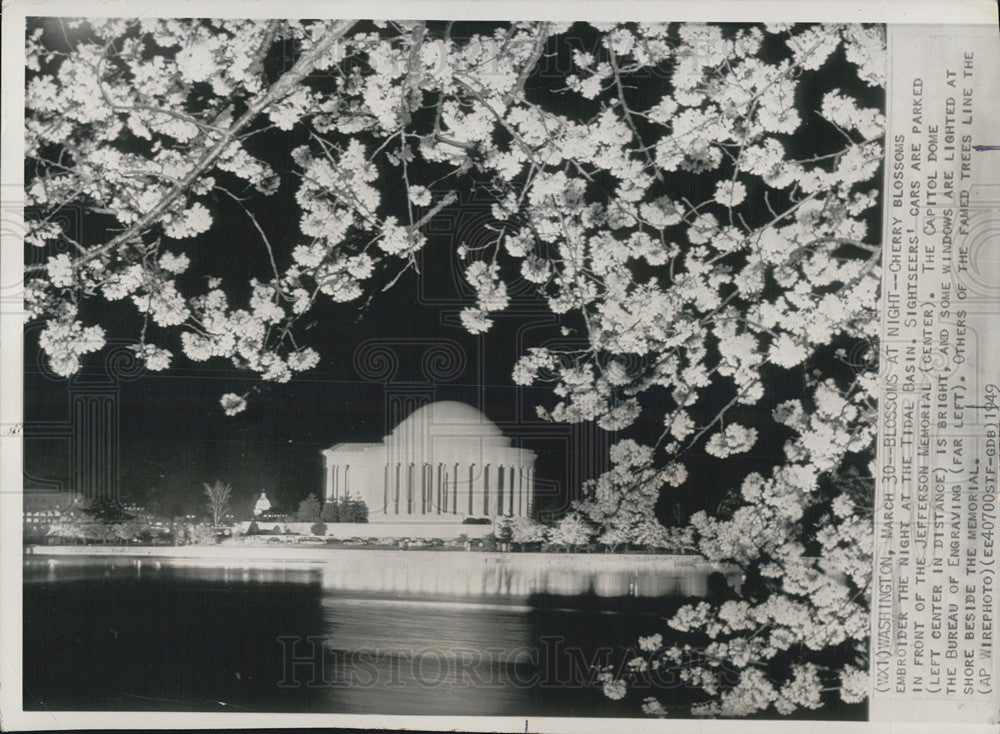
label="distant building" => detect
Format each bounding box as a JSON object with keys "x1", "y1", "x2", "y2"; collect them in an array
[
  {"x1": 321, "y1": 401, "x2": 536, "y2": 523},
  {"x1": 23, "y1": 489, "x2": 81, "y2": 533},
  {"x1": 253, "y1": 491, "x2": 272, "y2": 517},
  {"x1": 121, "y1": 501, "x2": 152, "y2": 519},
  {"x1": 23, "y1": 489, "x2": 80, "y2": 514}
]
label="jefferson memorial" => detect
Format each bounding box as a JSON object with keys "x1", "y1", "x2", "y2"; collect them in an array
[{"x1": 321, "y1": 401, "x2": 536, "y2": 522}]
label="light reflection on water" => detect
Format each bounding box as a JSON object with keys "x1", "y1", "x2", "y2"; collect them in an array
[
  {"x1": 319, "y1": 595, "x2": 538, "y2": 715},
  {"x1": 23, "y1": 556, "x2": 704, "y2": 715},
  {"x1": 314, "y1": 550, "x2": 740, "y2": 598},
  {"x1": 26, "y1": 550, "x2": 741, "y2": 597}
]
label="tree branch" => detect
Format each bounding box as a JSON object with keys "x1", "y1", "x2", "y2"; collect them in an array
[
  {"x1": 608, "y1": 47, "x2": 663, "y2": 183},
  {"x1": 507, "y1": 24, "x2": 549, "y2": 102},
  {"x1": 25, "y1": 20, "x2": 358, "y2": 276}
]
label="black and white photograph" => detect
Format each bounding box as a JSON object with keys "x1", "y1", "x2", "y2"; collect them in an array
[{"x1": 1, "y1": 2, "x2": 997, "y2": 731}]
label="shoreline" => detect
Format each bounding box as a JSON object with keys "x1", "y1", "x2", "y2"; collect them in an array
[
  {"x1": 25, "y1": 543, "x2": 709, "y2": 565},
  {"x1": 25, "y1": 545, "x2": 742, "y2": 598}
]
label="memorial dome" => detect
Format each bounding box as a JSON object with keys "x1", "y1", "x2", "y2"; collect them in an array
[{"x1": 388, "y1": 400, "x2": 509, "y2": 446}]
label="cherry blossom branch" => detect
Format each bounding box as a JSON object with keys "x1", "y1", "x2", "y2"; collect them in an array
[
  {"x1": 607, "y1": 47, "x2": 663, "y2": 183},
  {"x1": 25, "y1": 19, "x2": 358, "y2": 276},
  {"x1": 508, "y1": 25, "x2": 550, "y2": 101},
  {"x1": 379, "y1": 191, "x2": 459, "y2": 293}
]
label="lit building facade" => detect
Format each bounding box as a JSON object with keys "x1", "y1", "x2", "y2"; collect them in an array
[{"x1": 321, "y1": 401, "x2": 535, "y2": 522}]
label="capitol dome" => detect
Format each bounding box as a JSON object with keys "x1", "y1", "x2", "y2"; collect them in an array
[{"x1": 321, "y1": 400, "x2": 535, "y2": 525}]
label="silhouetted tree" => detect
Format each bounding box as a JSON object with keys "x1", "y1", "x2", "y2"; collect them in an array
[{"x1": 203, "y1": 480, "x2": 233, "y2": 525}]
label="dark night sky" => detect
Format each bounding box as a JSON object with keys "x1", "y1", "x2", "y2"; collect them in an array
[
  {"x1": 23, "y1": 20, "x2": 883, "y2": 521},
  {"x1": 22, "y1": 195, "x2": 578, "y2": 516}
]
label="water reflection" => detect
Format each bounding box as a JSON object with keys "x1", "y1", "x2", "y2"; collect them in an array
[
  {"x1": 319, "y1": 596, "x2": 539, "y2": 715},
  {"x1": 315, "y1": 552, "x2": 741, "y2": 598},
  {"x1": 24, "y1": 560, "x2": 326, "y2": 712},
  {"x1": 23, "y1": 556, "x2": 721, "y2": 715}
]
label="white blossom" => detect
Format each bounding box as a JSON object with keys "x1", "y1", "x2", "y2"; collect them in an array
[
  {"x1": 638, "y1": 633, "x2": 663, "y2": 653},
  {"x1": 687, "y1": 213, "x2": 719, "y2": 245},
  {"x1": 287, "y1": 347, "x2": 320, "y2": 372},
  {"x1": 602, "y1": 678, "x2": 627, "y2": 700},
  {"x1": 133, "y1": 343, "x2": 172, "y2": 371},
  {"x1": 459, "y1": 307, "x2": 493, "y2": 334},
  {"x1": 39, "y1": 316, "x2": 106, "y2": 377},
  {"x1": 769, "y1": 333, "x2": 809, "y2": 368},
  {"x1": 407, "y1": 185, "x2": 432, "y2": 207},
  {"x1": 220, "y1": 393, "x2": 247, "y2": 416},
  {"x1": 158, "y1": 251, "x2": 190, "y2": 274},
  {"x1": 641, "y1": 697, "x2": 667, "y2": 716},
  {"x1": 705, "y1": 424, "x2": 758, "y2": 458},
  {"x1": 713, "y1": 180, "x2": 747, "y2": 207},
  {"x1": 163, "y1": 202, "x2": 212, "y2": 239},
  {"x1": 46, "y1": 254, "x2": 74, "y2": 288},
  {"x1": 838, "y1": 665, "x2": 869, "y2": 704}
]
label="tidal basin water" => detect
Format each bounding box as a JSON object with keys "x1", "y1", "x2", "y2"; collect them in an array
[{"x1": 23, "y1": 551, "x2": 735, "y2": 715}]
